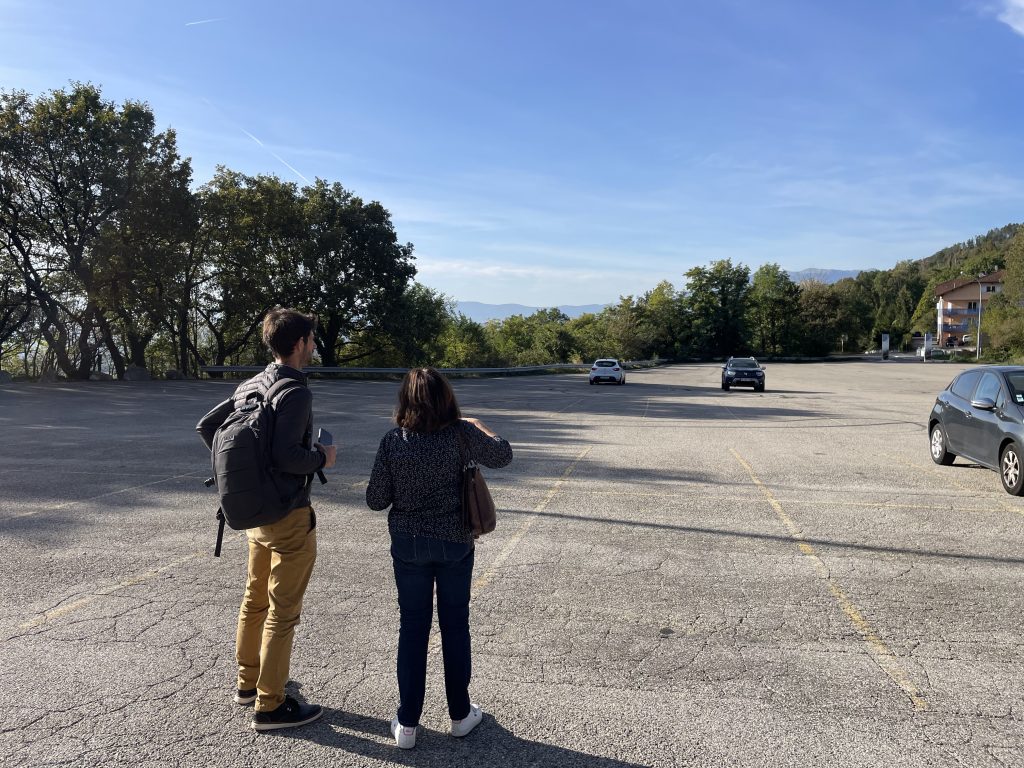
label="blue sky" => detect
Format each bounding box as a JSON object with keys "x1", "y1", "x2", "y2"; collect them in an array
[{"x1": 3, "y1": 1, "x2": 1024, "y2": 306}]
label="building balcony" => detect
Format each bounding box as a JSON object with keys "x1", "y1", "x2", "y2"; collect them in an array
[
  {"x1": 940, "y1": 322, "x2": 970, "y2": 333},
  {"x1": 942, "y1": 307, "x2": 980, "y2": 317}
]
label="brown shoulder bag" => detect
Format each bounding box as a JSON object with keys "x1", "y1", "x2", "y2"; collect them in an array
[{"x1": 457, "y1": 430, "x2": 496, "y2": 537}]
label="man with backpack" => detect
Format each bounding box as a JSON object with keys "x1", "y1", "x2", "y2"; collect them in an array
[{"x1": 197, "y1": 307, "x2": 336, "y2": 731}]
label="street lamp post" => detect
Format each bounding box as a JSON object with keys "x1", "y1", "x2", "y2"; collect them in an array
[{"x1": 977, "y1": 277, "x2": 983, "y2": 361}]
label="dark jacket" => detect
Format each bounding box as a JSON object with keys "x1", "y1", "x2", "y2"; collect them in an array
[
  {"x1": 196, "y1": 363, "x2": 326, "y2": 511},
  {"x1": 366, "y1": 420, "x2": 513, "y2": 544}
]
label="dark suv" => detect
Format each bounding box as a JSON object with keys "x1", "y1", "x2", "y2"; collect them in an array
[{"x1": 721, "y1": 357, "x2": 766, "y2": 391}]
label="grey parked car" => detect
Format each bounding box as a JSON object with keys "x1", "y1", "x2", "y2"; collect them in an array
[{"x1": 928, "y1": 366, "x2": 1024, "y2": 495}]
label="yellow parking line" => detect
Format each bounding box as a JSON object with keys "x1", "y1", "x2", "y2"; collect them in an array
[
  {"x1": 19, "y1": 552, "x2": 204, "y2": 629},
  {"x1": 427, "y1": 448, "x2": 592, "y2": 655},
  {"x1": 472, "y1": 447, "x2": 591, "y2": 594},
  {"x1": 731, "y1": 448, "x2": 928, "y2": 712}
]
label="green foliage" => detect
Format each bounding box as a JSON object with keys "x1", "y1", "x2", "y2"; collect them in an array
[
  {"x1": 6, "y1": 84, "x2": 1024, "y2": 377},
  {"x1": 0, "y1": 83, "x2": 192, "y2": 378},
  {"x1": 684, "y1": 259, "x2": 750, "y2": 357},
  {"x1": 748, "y1": 264, "x2": 800, "y2": 355}
]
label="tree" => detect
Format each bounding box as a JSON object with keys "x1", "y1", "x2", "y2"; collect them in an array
[
  {"x1": 0, "y1": 245, "x2": 32, "y2": 353},
  {"x1": 796, "y1": 281, "x2": 837, "y2": 355},
  {"x1": 192, "y1": 169, "x2": 305, "y2": 370},
  {"x1": 296, "y1": 179, "x2": 416, "y2": 365},
  {"x1": 638, "y1": 280, "x2": 687, "y2": 358},
  {"x1": 831, "y1": 277, "x2": 874, "y2": 350},
  {"x1": 90, "y1": 136, "x2": 195, "y2": 375},
  {"x1": 435, "y1": 314, "x2": 494, "y2": 368},
  {"x1": 748, "y1": 264, "x2": 800, "y2": 355},
  {"x1": 354, "y1": 283, "x2": 452, "y2": 366},
  {"x1": 981, "y1": 231, "x2": 1024, "y2": 356},
  {"x1": 604, "y1": 296, "x2": 649, "y2": 361},
  {"x1": 566, "y1": 312, "x2": 611, "y2": 363},
  {"x1": 0, "y1": 83, "x2": 191, "y2": 378},
  {"x1": 684, "y1": 259, "x2": 750, "y2": 357}
]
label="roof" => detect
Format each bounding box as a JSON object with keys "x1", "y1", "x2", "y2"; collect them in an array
[{"x1": 933, "y1": 270, "x2": 1005, "y2": 298}]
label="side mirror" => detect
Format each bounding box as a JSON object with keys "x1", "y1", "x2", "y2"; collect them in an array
[
  {"x1": 971, "y1": 397, "x2": 996, "y2": 411},
  {"x1": 760, "y1": 365, "x2": 767, "y2": 370}
]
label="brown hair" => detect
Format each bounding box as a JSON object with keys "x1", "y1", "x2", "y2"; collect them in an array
[
  {"x1": 262, "y1": 307, "x2": 318, "y2": 359},
  {"x1": 395, "y1": 367, "x2": 461, "y2": 433}
]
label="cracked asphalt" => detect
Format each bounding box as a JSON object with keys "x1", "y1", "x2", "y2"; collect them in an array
[{"x1": 2, "y1": 361, "x2": 1024, "y2": 767}]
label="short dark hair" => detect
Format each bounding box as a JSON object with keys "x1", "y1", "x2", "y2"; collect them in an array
[
  {"x1": 395, "y1": 367, "x2": 461, "y2": 433},
  {"x1": 262, "y1": 307, "x2": 317, "y2": 359}
]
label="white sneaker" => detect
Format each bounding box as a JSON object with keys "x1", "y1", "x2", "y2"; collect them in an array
[
  {"x1": 450, "y1": 704, "x2": 483, "y2": 737},
  {"x1": 390, "y1": 717, "x2": 417, "y2": 749}
]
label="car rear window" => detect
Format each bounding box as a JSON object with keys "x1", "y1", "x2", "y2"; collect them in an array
[
  {"x1": 730, "y1": 359, "x2": 757, "y2": 369},
  {"x1": 950, "y1": 370, "x2": 982, "y2": 400},
  {"x1": 596, "y1": 360, "x2": 616, "y2": 367}
]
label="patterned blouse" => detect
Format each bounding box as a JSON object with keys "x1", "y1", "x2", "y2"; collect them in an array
[{"x1": 366, "y1": 419, "x2": 514, "y2": 544}]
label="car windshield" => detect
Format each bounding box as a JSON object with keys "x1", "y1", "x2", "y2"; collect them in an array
[
  {"x1": 1003, "y1": 371, "x2": 1024, "y2": 405},
  {"x1": 730, "y1": 359, "x2": 758, "y2": 369},
  {"x1": 595, "y1": 360, "x2": 617, "y2": 367}
]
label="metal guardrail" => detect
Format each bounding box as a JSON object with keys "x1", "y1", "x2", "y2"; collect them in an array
[{"x1": 199, "y1": 360, "x2": 668, "y2": 377}]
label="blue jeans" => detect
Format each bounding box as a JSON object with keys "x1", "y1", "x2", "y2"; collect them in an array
[{"x1": 390, "y1": 532, "x2": 475, "y2": 726}]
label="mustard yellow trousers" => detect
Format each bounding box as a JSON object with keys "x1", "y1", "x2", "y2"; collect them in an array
[{"x1": 236, "y1": 506, "x2": 317, "y2": 712}]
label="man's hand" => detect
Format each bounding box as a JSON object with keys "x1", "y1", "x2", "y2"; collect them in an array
[{"x1": 316, "y1": 443, "x2": 337, "y2": 469}]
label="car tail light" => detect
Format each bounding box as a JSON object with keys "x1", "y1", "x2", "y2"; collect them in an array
[
  {"x1": 591, "y1": 367, "x2": 598, "y2": 371},
  {"x1": 613, "y1": 367, "x2": 620, "y2": 371}
]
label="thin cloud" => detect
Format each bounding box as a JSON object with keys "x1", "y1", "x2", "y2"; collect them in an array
[
  {"x1": 996, "y1": 1, "x2": 1024, "y2": 35},
  {"x1": 185, "y1": 18, "x2": 223, "y2": 27}
]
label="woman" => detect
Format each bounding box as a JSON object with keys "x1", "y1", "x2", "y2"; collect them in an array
[{"x1": 366, "y1": 367, "x2": 513, "y2": 749}]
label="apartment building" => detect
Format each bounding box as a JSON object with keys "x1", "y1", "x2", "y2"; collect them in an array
[{"x1": 934, "y1": 270, "x2": 1004, "y2": 347}]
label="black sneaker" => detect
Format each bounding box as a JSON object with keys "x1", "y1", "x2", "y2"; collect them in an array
[
  {"x1": 251, "y1": 696, "x2": 322, "y2": 731},
  {"x1": 234, "y1": 688, "x2": 257, "y2": 705}
]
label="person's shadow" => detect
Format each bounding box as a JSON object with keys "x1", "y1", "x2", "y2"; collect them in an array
[{"x1": 274, "y1": 706, "x2": 652, "y2": 767}]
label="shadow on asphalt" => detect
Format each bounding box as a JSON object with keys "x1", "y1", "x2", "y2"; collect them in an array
[
  {"x1": 500, "y1": 508, "x2": 1024, "y2": 566},
  {"x1": 271, "y1": 708, "x2": 651, "y2": 767}
]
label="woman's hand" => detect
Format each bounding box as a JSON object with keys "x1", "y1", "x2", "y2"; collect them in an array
[{"x1": 462, "y1": 416, "x2": 497, "y2": 437}]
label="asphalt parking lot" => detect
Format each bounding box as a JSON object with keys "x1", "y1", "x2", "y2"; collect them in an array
[{"x1": 2, "y1": 361, "x2": 1024, "y2": 767}]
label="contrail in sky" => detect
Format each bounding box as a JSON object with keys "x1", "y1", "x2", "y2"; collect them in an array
[
  {"x1": 185, "y1": 18, "x2": 223, "y2": 26},
  {"x1": 201, "y1": 99, "x2": 311, "y2": 184},
  {"x1": 240, "y1": 128, "x2": 310, "y2": 183}
]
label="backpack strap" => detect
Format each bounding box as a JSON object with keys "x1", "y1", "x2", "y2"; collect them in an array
[
  {"x1": 263, "y1": 377, "x2": 304, "y2": 405},
  {"x1": 214, "y1": 508, "x2": 225, "y2": 558},
  {"x1": 261, "y1": 376, "x2": 326, "y2": 485}
]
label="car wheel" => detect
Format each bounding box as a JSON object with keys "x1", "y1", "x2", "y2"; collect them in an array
[
  {"x1": 755, "y1": 384, "x2": 764, "y2": 392},
  {"x1": 929, "y1": 423, "x2": 955, "y2": 466},
  {"x1": 619, "y1": 377, "x2": 626, "y2": 385},
  {"x1": 589, "y1": 379, "x2": 595, "y2": 385},
  {"x1": 1001, "y1": 442, "x2": 1024, "y2": 495},
  {"x1": 723, "y1": 383, "x2": 730, "y2": 391}
]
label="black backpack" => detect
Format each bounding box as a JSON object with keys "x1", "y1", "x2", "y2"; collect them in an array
[{"x1": 208, "y1": 378, "x2": 306, "y2": 556}]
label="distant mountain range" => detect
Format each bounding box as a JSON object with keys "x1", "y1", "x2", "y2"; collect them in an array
[
  {"x1": 455, "y1": 268, "x2": 862, "y2": 322},
  {"x1": 786, "y1": 268, "x2": 861, "y2": 284},
  {"x1": 455, "y1": 302, "x2": 608, "y2": 323}
]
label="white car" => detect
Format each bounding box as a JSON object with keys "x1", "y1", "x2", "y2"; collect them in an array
[{"x1": 589, "y1": 358, "x2": 626, "y2": 385}]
